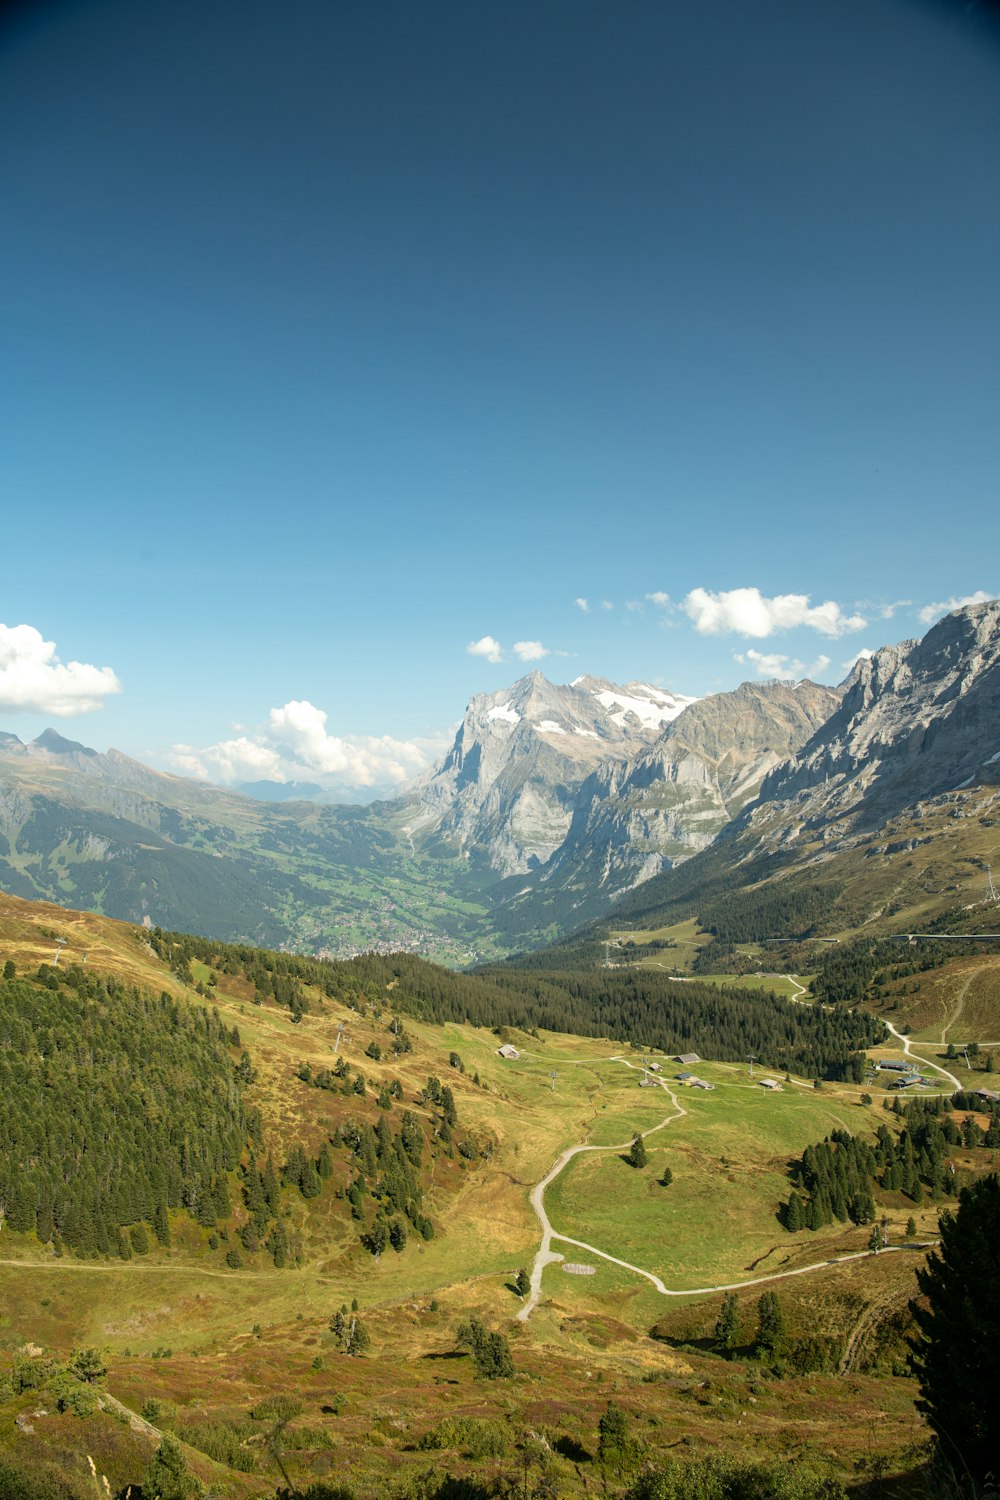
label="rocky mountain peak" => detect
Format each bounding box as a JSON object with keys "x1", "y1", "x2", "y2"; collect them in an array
[
  {"x1": 32, "y1": 728, "x2": 98, "y2": 758},
  {"x1": 411, "y1": 671, "x2": 697, "y2": 875},
  {"x1": 754, "y1": 597, "x2": 1000, "y2": 831}
]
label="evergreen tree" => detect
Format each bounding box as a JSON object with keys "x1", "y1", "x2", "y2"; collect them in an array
[
  {"x1": 153, "y1": 1200, "x2": 171, "y2": 1248},
  {"x1": 456, "y1": 1316, "x2": 514, "y2": 1378},
  {"x1": 909, "y1": 1174, "x2": 1000, "y2": 1487},
  {"x1": 143, "y1": 1434, "x2": 204, "y2": 1499},
  {"x1": 299, "y1": 1161, "x2": 322, "y2": 1199},
  {"x1": 366, "y1": 1220, "x2": 388, "y2": 1257},
  {"x1": 514, "y1": 1267, "x2": 531, "y2": 1297},
  {"x1": 345, "y1": 1317, "x2": 370, "y2": 1356},
  {"x1": 626, "y1": 1133, "x2": 647, "y2": 1169},
  {"x1": 754, "y1": 1292, "x2": 785, "y2": 1357},
  {"x1": 714, "y1": 1293, "x2": 740, "y2": 1356},
  {"x1": 598, "y1": 1401, "x2": 643, "y2": 1481}
]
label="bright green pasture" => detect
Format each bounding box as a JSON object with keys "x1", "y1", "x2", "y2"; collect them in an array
[{"x1": 543, "y1": 1069, "x2": 878, "y2": 1291}]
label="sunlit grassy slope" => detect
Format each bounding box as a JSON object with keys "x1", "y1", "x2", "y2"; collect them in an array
[{"x1": 1, "y1": 889, "x2": 994, "y2": 1498}]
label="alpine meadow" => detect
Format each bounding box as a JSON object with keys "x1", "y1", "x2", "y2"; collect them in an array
[{"x1": 2, "y1": 2, "x2": 1000, "y2": 1498}]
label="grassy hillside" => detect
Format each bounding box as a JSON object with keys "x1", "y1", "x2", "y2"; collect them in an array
[{"x1": 0, "y1": 891, "x2": 997, "y2": 1497}]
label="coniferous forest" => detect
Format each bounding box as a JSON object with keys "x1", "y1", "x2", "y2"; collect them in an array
[
  {"x1": 0, "y1": 964, "x2": 247, "y2": 1256},
  {"x1": 150, "y1": 927, "x2": 886, "y2": 1081}
]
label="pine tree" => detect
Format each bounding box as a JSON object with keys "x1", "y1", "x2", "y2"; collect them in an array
[
  {"x1": 714, "y1": 1293, "x2": 740, "y2": 1356},
  {"x1": 299, "y1": 1161, "x2": 322, "y2": 1199},
  {"x1": 909, "y1": 1175, "x2": 1000, "y2": 1487},
  {"x1": 345, "y1": 1317, "x2": 371, "y2": 1356},
  {"x1": 754, "y1": 1291, "x2": 785, "y2": 1356},
  {"x1": 153, "y1": 1200, "x2": 171, "y2": 1247},
  {"x1": 626, "y1": 1133, "x2": 647, "y2": 1169},
  {"x1": 456, "y1": 1317, "x2": 514, "y2": 1379},
  {"x1": 784, "y1": 1193, "x2": 804, "y2": 1231},
  {"x1": 143, "y1": 1434, "x2": 204, "y2": 1499},
  {"x1": 597, "y1": 1402, "x2": 642, "y2": 1480},
  {"x1": 366, "y1": 1220, "x2": 388, "y2": 1257}
]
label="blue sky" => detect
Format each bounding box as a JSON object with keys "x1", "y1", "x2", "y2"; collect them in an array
[{"x1": 1, "y1": 0, "x2": 998, "y2": 795}]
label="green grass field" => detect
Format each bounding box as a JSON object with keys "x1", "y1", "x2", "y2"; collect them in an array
[
  {"x1": 1, "y1": 890, "x2": 991, "y2": 1499},
  {"x1": 543, "y1": 1065, "x2": 888, "y2": 1293}
]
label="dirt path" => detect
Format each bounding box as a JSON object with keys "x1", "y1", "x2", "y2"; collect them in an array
[
  {"x1": 940, "y1": 965, "x2": 987, "y2": 1045},
  {"x1": 0, "y1": 1258, "x2": 328, "y2": 1281},
  {"x1": 837, "y1": 1283, "x2": 906, "y2": 1375},
  {"x1": 517, "y1": 1059, "x2": 687, "y2": 1321},
  {"x1": 516, "y1": 1056, "x2": 937, "y2": 1321},
  {"x1": 885, "y1": 1019, "x2": 961, "y2": 1090}
]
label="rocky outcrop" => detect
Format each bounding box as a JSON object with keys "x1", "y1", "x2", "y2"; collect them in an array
[
  {"x1": 532, "y1": 678, "x2": 841, "y2": 896},
  {"x1": 406, "y1": 672, "x2": 697, "y2": 875},
  {"x1": 752, "y1": 599, "x2": 1000, "y2": 833}
]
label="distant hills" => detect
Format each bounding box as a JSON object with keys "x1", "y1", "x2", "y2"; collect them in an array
[{"x1": 1, "y1": 600, "x2": 998, "y2": 961}]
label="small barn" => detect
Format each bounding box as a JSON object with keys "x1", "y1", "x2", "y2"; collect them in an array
[
  {"x1": 497, "y1": 1044, "x2": 519, "y2": 1060},
  {"x1": 675, "y1": 1052, "x2": 701, "y2": 1065},
  {"x1": 877, "y1": 1060, "x2": 910, "y2": 1073},
  {"x1": 676, "y1": 1071, "x2": 693, "y2": 1081},
  {"x1": 638, "y1": 1075, "x2": 659, "y2": 1088},
  {"x1": 758, "y1": 1078, "x2": 781, "y2": 1091},
  {"x1": 691, "y1": 1078, "x2": 714, "y2": 1091}
]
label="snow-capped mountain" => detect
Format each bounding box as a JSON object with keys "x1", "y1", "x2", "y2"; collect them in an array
[
  {"x1": 537, "y1": 678, "x2": 843, "y2": 895},
  {"x1": 405, "y1": 672, "x2": 697, "y2": 875}
]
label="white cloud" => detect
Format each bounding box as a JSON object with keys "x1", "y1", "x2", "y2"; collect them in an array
[
  {"x1": 841, "y1": 647, "x2": 875, "y2": 674},
  {"x1": 736, "y1": 649, "x2": 833, "y2": 681},
  {"x1": 513, "y1": 640, "x2": 549, "y2": 662},
  {"x1": 466, "y1": 635, "x2": 504, "y2": 664},
  {"x1": 624, "y1": 600, "x2": 643, "y2": 613},
  {"x1": 575, "y1": 597, "x2": 590, "y2": 613},
  {"x1": 879, "y1": 599, "x2": 911, "y2": 619},
  {"x1": 683, "y1": 587, "x2": 867, "y2": 639},
  {"x1": 171, "y1": 736, "x2": 285, "y2": 784},
  {"x1": 917, "y1": 590, "x2": 994, "y2": 626},
  {"x1": 171, "y1": 699, "x2": 453, "y2": 792},
  {"x1": 0, "y1": 622, "x2": 122, "y2": 716},
  {"x1": 645, "y1": 591, "x2": 671, "y2": 608},
  {"x1": 600, "y1": 600, "x2": 614, "y2": 612}
]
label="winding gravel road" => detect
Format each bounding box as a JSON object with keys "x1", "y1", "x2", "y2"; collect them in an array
[{"x1": 516, "y1": 1053, "x2": 939, "y2": 1322}]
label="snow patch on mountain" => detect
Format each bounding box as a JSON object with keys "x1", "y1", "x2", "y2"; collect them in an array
[
  {"x1": 593, "y1": 685, "x2": 696, "y2": 729},
  {"x1": 486, "y1": 702, "x2": 520, "y2": 725}
]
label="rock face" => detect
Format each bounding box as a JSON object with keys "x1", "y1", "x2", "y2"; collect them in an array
[
  {"x1": 746, "y1": 599, "x2": 1000, "y2": 847},
  {"x1": 406, "y1": 672, "x2": 697, "y2": 875},
  {"x1": 530, "y1": 678, "x2": 841, "y2": 898}
]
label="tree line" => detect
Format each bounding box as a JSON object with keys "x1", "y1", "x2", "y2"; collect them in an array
[
  {"x1": 781, "y1": 1109, "x2": 1000, "y2": 1232},
  {"x1": 147, "y1": 925, "x2": 885, "y2": 1079}
]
